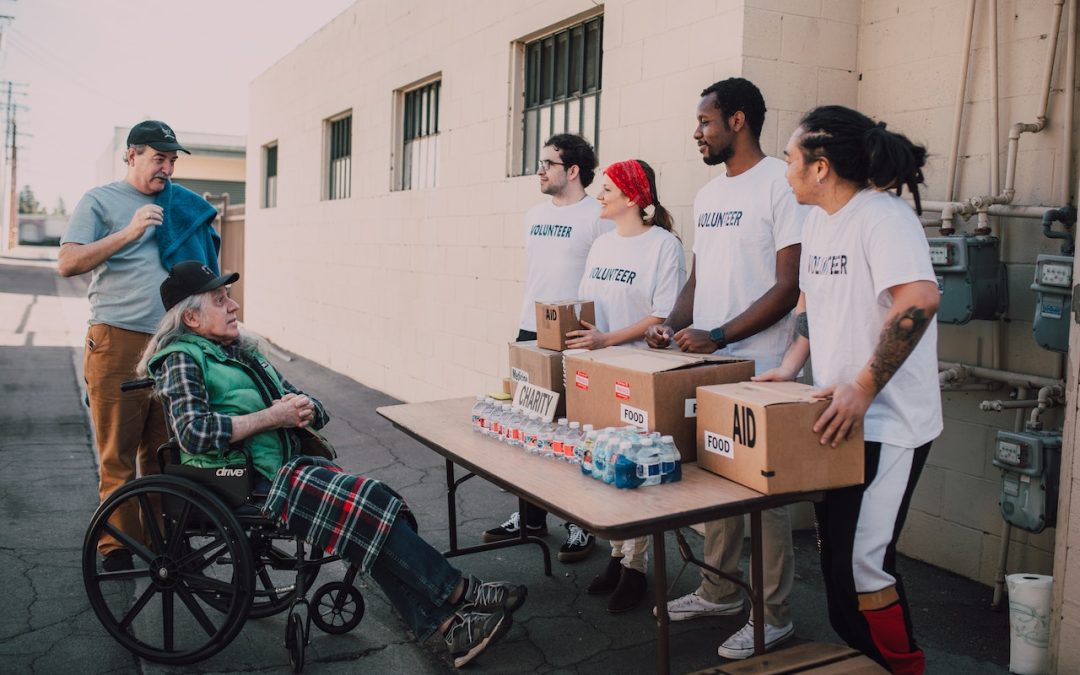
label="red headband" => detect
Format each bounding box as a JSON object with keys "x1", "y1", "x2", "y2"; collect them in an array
[{"x1": 605, "y1": 160, "x2": 654, "y2": 208}]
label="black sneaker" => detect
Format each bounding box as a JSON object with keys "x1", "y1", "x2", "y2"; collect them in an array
[
  {"x1": 481, "y1": 511, "x2": 547, "y2": 543},
  {"x1": 102, "y1": 549, "x2": 133, "y2": 572},
  {"x1": 461, "y1": 574, "x2": 528, "y2": 613},
  {"x1": 608, "y1": 567, "x2": 647, "y2": 614},
  {"x1": 444, "y1": 609, "x2": 511, "y2": 668},
  {"x1": 558, "y1": 523, "x2": 595, "y2": 563}
]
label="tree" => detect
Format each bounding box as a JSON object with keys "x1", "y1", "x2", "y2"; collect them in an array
[
  {"x1": 52, "y1": 196, "x2": 67, "y2": 216},
  {"x1": 18, "y1": 185, "x2": 43, "y2": 214}
]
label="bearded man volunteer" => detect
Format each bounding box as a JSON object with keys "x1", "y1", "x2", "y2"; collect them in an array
[
  {"x1": 481, "y1": 133, "x2": 613, "y2": 564},
  {"x1": 645, "y1": 78, "x2": 807, "y2": 659}
]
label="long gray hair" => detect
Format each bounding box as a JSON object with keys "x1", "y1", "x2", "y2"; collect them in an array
[{"x1": 136, "y1": 294, "x2": 206, "y2": 377}]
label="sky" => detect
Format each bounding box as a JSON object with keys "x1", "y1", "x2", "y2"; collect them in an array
[{"x1": 0, "y1": 0, "x2": 356, "y2": 211}]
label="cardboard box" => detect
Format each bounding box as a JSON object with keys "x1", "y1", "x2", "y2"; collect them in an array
[
  {"x1": 508, "y1": 340, "x2": 565, "y2": 415},
  {"x1": 564, "y1": 346, "x2": 754, "y2": 462},
  {"x1": 696, "y1": 381, "x2": 864, "y2": 494},
  {"x1": 535, "y1": 300, "x2": 595, "y2": 351}
]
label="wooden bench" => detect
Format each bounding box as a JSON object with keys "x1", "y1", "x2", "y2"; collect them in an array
[{"x1": 694, "y1": 642, "x2": 887, "y2": 674}]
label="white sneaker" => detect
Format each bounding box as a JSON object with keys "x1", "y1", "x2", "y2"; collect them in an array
[
  {"x1": 652, "y1": 590, "x2": 744, "y2": 621},
  {"x1": 717, "y1": 619, "x2": 795, "y2": 660}
]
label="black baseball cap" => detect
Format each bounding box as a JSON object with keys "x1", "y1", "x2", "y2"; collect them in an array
[
  {"x1": 127, "y1": 120, "x2": 191, "y2": 154},
  {"x1": 161, "y1": 261, "x2": 239, "y2": 311}
]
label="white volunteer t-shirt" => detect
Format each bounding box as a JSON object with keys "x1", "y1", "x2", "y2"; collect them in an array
[
  {"x1": 692, "y1": 156, "x2": 807, "y2": 373},
  {"x1": 800, "y1": 189, "x2": 943, "y2": 448},
  {"x1": 518, "y1": 196, "x2": 614, "y2": 331},
  {"x1": 578, "y1": 226, "x2": 687, "y2": 347}
]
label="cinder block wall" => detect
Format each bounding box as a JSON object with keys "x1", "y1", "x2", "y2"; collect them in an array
[{"x1": 246, "y1": 0, "x2": 1071, "y2": 585}]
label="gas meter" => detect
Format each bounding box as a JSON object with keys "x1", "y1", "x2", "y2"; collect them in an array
[
  {"x1": 994, "y1": 430, "x2": 1061, "y2": 533},
  {"x1": 1030, "y1": 254, "x2": 1074, "y2": 352},
  {"x1": 928, "y1": 235, "x2": 1007, "y2": 324}
]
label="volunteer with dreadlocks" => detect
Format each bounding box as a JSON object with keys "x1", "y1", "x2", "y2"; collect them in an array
[
  {"x1": 756, "y1": 105, "x2": 941, "y2": 675},
  {"x1": 567, "y1": 158, "x2": 686, "y2": 612}
]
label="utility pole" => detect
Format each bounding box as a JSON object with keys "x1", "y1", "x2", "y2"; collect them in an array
[{"x1": 1, "y1": 79, "x2": 27, "y2": 251}]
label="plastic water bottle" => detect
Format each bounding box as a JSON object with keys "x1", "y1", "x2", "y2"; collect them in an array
[
  {"x1": 635, "y1": 438, "x2": 663, "y2": 487},
  {"x1": 470, "y1": 395, "x2": 486, "y2": 431},
  {"x1": 504, "y1": 407, "x2": 523, "y2": 447},
  {"x1": 524, "y1": 414, "x2": 541, "y2": 454},
  {"x1": 482, "y1": 397, "x2": 499, "y2": 437},
  {"x1": 607, "y1": 440, "x2": 632, "y2": 485},
  {"x1": 564, "y1": 421, "x2": 582, "y2": 463},
  {"x1": 659, "y1": 435, "x2": 683, "y2": 483},
  {"x1": 551, "y1": 418, "x2": 569, "y2": 460},
  {"x1": 581, "y1": 428, "x2": 597, "y2": 475},
  {"x1": 537, "y1": 418, "x2": 558, "y2": 458},
  {"x1": 577, "y1": 424, "x2": 594, "y2": 466},
  {"x1": 590, "y1": 430, "x2": 612, "y2": 479},
  {"x1": 491, "y1": 404, "x2": 506, "y2": 440}
]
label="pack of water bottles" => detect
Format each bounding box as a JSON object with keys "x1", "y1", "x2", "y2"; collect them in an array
[{"x1": 469, "y1": 395, "x2": 682, "y2": 488}]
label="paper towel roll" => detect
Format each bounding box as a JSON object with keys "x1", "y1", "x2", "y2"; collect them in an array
[{"x1": 1006, "y1": 573, "x2": 1053, "y2": 675}]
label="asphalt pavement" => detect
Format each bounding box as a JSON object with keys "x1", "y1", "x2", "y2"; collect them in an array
[{"x1": 0, "y1": 253, "x2": 1012, "y2": 673}]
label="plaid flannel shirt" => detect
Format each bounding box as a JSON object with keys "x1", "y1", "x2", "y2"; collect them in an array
[
  {"x1": 263, "y1": 455, "x2": 401, "y2": 572},
  {"x1": 153, "y1": 343, "x2": 329, "y2": 456}
]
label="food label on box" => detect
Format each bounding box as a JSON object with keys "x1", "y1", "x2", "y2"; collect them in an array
[
  {"x1": 620, "y1": 403, "x2": 649, "y2": 430},
  {"x1": 512, "y1": 382, "x2": 560, "y2": 422},
  {"x1": 703, "y1": 430, "x2": 735, "y2": 459},
  {"x1": 511, "y1": 367, "x2": 529, "y2": 383},
  {"x1": 684, "y1": 398, "x2": 697, "y2": 418},
  {"x1": 614, "y1": 380, "x2": 631, "y2": 400},
  {"x1": 575, "y1": 370, "x2": 590, "y2": 390}
]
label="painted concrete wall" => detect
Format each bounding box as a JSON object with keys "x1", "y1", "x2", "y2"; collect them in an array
[{"x1": 245, "y1": 0, "x2": 1074, "y2": 587}]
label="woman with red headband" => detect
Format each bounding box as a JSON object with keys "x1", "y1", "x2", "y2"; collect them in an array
[{"x1": 569, "y1": 159, "x2": 686, "y2": 612}]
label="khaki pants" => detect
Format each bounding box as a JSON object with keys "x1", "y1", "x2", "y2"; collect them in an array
[
  {"x1": 84, "y1": 324, "x2": 168, "y2": 555},
  {"x1": 609, "y1": 536, "x2": 649, "y2": 573},
  {"x1": 698, "y1": 506, "x2": 794, "y2": 627}
]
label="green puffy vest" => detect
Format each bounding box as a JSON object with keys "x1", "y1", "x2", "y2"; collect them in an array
[{"x1": 148, "y1": 334, "x2": 295, "y2": 480}]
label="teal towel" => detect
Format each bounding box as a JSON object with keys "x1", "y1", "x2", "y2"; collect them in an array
[{"x1": 156, "y1": 182, "x2": 222, "y2": 273}]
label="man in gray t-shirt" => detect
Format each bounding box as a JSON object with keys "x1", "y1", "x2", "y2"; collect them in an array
[{"x1": 59, "y1": 120, "x2": 191, "y2": 572}]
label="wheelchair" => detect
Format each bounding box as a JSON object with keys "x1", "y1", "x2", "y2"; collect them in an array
[{"x1": 81, "y1": 380, "x2": 368, "y2": 672}]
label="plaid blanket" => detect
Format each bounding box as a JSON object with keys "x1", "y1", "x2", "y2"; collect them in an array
[{"x1": 262, "y1": 455, "x2": 402, "y2": 573}]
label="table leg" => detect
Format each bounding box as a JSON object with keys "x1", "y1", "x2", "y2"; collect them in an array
[
  {"x1": 440, "y1": 460, "x2": 552, "y2": 575},
  {"x1": 750, "y1": 509, "x2": 765, "y2": 656},
  {"x1": 445, "y1": 459, "x2": 458, "y2": 551},
  {"x1": 653, "y1": 531, "x2": 670, "y2": 675}
]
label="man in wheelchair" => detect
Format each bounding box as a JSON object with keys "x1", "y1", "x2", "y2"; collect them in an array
[{"x1": 134, "y1": 260, "x2": 526, "y2": 668}]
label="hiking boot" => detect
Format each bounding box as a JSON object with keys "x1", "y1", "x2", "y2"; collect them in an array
[
  {"x1": 461, "y1": 575, "x2": 528, "y2": 613},
  {"x1": 608, "y1": 567, "x2": 647, "y2": 614},
  {"x1": 102, "y1": 549, "x2": 133, "y2": 572},
  {"x1": 717, "y1": 619, "x2": 795, "y2": 660},
  {"x1": 444, "y1": 609, "x2": 511, "y2": 668},
  {"x1": 586, "y1": 556, "x2": 624, "y2": 595},
  {"x1": 482, "y1": 511, "x2": 547, "y2": 543},
  {"x1": 558, "y1": 523, "x2": 595, "y2": 563},
  {"x1": 653, "y1": 590, "x2": 744, "y2": 621}
]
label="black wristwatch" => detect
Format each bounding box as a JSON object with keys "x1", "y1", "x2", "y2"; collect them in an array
[{"x1": 709, "y1": 326, "x2": 728, "y2": 349}]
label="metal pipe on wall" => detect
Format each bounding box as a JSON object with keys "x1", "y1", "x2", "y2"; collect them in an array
[
  {"x1": 938, "y1": 361, "x2": 1064, "y2": 390},
  {"x1": 945, "y1": 0, "x2": 979, "y2": 207}
]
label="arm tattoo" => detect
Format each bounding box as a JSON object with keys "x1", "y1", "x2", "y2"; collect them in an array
[
  {"x1": 795, "y1": 312, "x2": 809, "y2": 339},
  {"x1": 869, "y1": 306, "x2": 930, "y2": 393}
]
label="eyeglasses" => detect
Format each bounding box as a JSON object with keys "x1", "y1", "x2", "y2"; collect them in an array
[{"x1": 537, "y1": 159, "x2": 565, "y2": 172}]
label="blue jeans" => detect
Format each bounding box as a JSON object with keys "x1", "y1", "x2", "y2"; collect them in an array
[{"x1": 365, "y1": 516, "x2": 463, "y2": 640}]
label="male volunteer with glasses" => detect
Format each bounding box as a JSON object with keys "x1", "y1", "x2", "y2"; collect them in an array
[{"x1": 481, "y1": 134, "x2": 613, "y2": 564}]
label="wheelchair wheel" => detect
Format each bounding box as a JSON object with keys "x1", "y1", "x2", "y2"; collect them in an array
[
  {"x1": 311, "y1": 581, "x2": 364, "y2": 634},
  {"x1": 197, "y1": 526, "x2": 323, "y2": 620},
  {"x1": 286, "y1": 611, "x2": 305, "y2": 673},
  {"x1": 82, "y1": 475, "x2": 254, "y2": 665}
]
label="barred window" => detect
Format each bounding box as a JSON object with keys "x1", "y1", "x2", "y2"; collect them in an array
[
  {"x1": 521, "y1": 16, "x2": 602, "y2": 176},
  {"x1": 326, "y1": 113, "x2": 352, "y2": 200},
  {"x1": 398, "y1": 79, "x2": 440, "y2": 191},
  {"x1": 263, "y1": 143, "x2": 278, "y2": 208}
]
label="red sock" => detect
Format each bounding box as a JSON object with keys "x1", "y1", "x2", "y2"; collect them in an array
[{"x1": 861, "y1": 603, "x2": 925, "y2": 675}]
